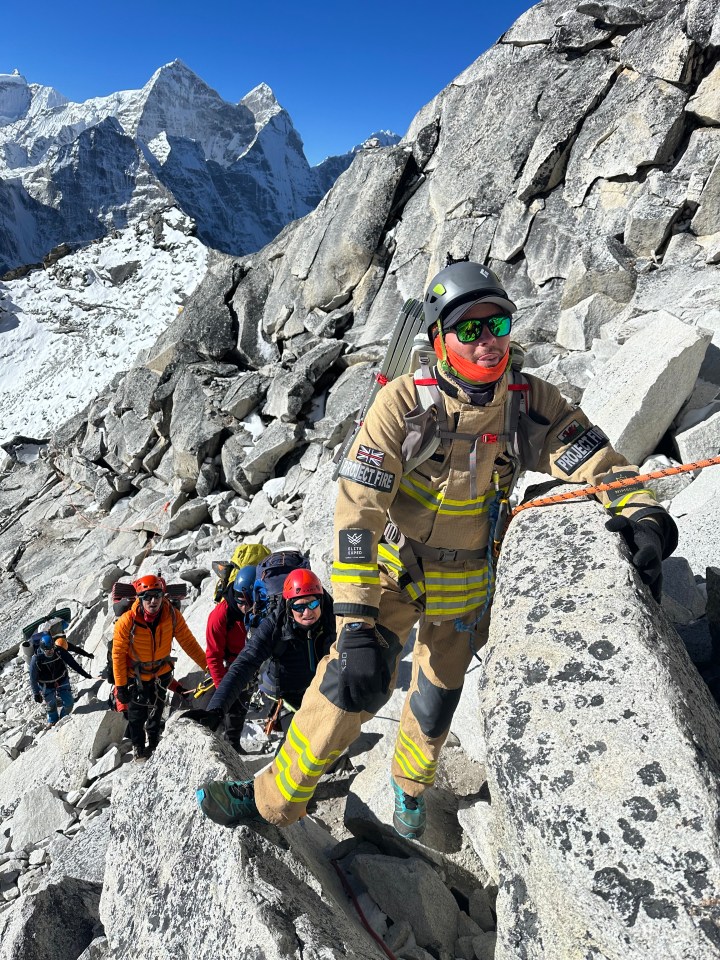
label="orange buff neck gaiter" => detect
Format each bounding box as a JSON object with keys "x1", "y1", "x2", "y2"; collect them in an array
[{"x1": 434, "y1": 337, "x2": 510, "y2": 384}]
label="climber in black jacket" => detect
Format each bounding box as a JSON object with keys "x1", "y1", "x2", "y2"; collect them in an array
[{"x1": 184, "y1": 569, "x2": 334, "y2": 737}]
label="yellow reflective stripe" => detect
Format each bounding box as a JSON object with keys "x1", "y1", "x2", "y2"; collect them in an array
[
  {"x1": 406, "y1": 582, "x2": 424, "y2": 601},
  {"x1": 605, "y1": 489, "x2": 656, "y2": 510},
  {"x1": 394, "y1": 748, "x2": 435, "y2": 782},
  {"x1": 273, "y1": 720, "x2": 342, "y2": 803},
  {"x1": 331, "y1": 559, "x2": 380, "y2": 585},
  {"x1": 400, "y1": 475, "x2": 496, "y2": 516},
  {"x1": 378, "y1": 543, "x2": 426, "y2": 597},
  {"x1": 394, "y1": 731, "x2": 437, "y2": 783},
  {"x1": 378, "y1": 543, "x2": 402, "y2": 569},
  {"x1": 288, "y1": 719, "x2": 341, "y2": 772},
  {"x1": 398, "y1": 730, "x2": 436, "y2": 772},
  {"x1": 425, "y1": 593, "x2": 489, "y2": 616},
  {"x1": 425, "y1": 569, "x2": 489, "y2": 584}
]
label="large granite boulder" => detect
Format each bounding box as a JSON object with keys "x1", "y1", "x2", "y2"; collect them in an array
[
  {"x1": 100, "y1": 719, "x2": 386, "y2": 960},
  {"x1": 581, "y1": 314, "x2": 711, "y2": 463},
  {"x1": 480, "y1": 495, "x2": 720, "y2": 960}
]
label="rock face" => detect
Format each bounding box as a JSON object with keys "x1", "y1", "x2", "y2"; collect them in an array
[
  {"x1": 483, "y1": 498, "x2": 720, "y2": 960},
  {"x1": 1, "y1": 1, "x2": 720, "y2": 957},
  {"x1": 101, "y1": 720, "x2": 385, "y2": 960}
]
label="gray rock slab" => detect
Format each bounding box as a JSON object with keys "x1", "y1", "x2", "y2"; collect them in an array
[
  {"x1": 515, "y1": 52, "x2": 617, "y2": 202},
  {"x1": 674, "y1": 409, "x2": 720, "y2": 464},
  {"x1": 0, "y1": 877, "x2": 101, "y2": 960},
  {"x1": 581, "y1": 314, "x2": 711, "y2": 463},
  {"x1": 262, "y1": 370, "x2": 314, "y2": 422},
  {"x1": 351, "y1": 853, "x2": 460, "y2": 954},
  {"x1": 457, "y1": 800, "x2": 498, "y2": 885},
  {"x1": 86, "y1": 745, "x2": 122, "y2": 782},
  {"x1": 220, "y1": 371, "x2": 268, "y2": 420},
  {"x1": 242, "y1": 420, "x2": 300, "y2": 488},
  {"x1": 669, "y1": 468, "x2": 720, "y2": 577},
  {"x1": 483, "y1": 498, "x2": 720, "y2": 960},
  {"x1": 0, "y1": 710, "x2": 126, "y2": 818},
  {"x1": 662, "y1": 556, "x2": 707, "y2": 621},
  {"x1": 687, "y1": 61, "x2": 720, "y2": 125},
  {"x1": 45, "y1": 807, "x2": 112, "y2": 886},
  {"x1": 618, "y1": 10, "x2": 693, "y2": 83},
  {"x1": 100, "y1": 719, "x2": 386, "y2": 960},
  {"x1": 169, "y1": 366, "x2": 228, "y2": 482},
  {"x1": 639, "y1": 454, "x2": 696, "y2": 501},
  {"x1": 11, "y1": 785, "x2": 75, "y2": 851},
  {"x1": 564, "y1": 71, "x2": 687, "y2": 208}
]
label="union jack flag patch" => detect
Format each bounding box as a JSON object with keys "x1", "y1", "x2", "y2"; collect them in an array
[{"x1": 356, "y1": 445, "x2": 385, "y2": 467}]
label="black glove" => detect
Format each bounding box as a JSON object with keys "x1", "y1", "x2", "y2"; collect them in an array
[
  {"x1": 174, "y1": 682, "x2": 190, "y2": 699},
  {"x1": 83, "y1": 652, "x2": 95, "y2": 659},
  {"x1": 336, "y1": 622, "x2": 390, "y2": 713},
  {"x1": 34, "y1": 692, "x2": 43, "y2": 704},
  {"x1": 606, "y1": 516, "x2": 664, "y2": 600},
  {"x1": 181, "y1": 707, "x2": 223, "y2": 731},
  {"x1": 115, "y1": 684, "x2": 130, "y2": 706}
]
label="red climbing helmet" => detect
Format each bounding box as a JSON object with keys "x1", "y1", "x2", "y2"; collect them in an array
[
  {"x1": 133, "y1": 574, "x2": 165, "y2": 596},
  {"x1": 282, "y1": 569, "x2": 323, "y2": 600}
]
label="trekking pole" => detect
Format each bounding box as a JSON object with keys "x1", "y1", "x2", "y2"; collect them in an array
[{"x1": 511, "y1": 455, "x2": 720, "y2": 518}]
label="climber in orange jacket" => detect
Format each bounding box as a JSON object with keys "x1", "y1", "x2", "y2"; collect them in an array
[{"x1": 113, "y1": 574, "x2": 207, "y2": 761}]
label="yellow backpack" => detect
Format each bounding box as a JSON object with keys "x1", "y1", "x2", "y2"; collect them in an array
[{"x1": 211, "y1": 543, "x2": 271, "y2": 602}]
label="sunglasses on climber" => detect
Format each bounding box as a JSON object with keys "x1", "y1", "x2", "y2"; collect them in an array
[
  {"x1": 140, "y1": 590, "x2": 163, "y2": 601},
  {"x1": 453, "y1": 315, "x2": 512, "y2": 342},
  {"x1": 289, "y1": 598, "x2": 321, "y2": 613}
]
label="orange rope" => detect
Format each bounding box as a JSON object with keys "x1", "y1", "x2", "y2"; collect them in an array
[{"x1": 511, "y1": 455, "x2": 720, "y2": 517}]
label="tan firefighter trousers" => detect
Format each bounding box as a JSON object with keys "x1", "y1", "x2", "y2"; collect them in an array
[{"x1": 254, "y1": 569, "x2": 490, "y2": 827}]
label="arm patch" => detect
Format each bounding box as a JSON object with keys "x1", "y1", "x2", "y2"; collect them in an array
[
  {"x1": 338, "y1": 458, "x2": 395, "y2": 492},
  {"x1": 339, "y1": 528, "x2": 373, "y2": 562},
  {"x1": 555, "y1": 426, "x2": 609, "y2": 476}
]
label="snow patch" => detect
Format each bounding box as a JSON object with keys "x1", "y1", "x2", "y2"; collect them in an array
[{"x1": 0, "y1": 209, "x2": 207, "y2": 443}]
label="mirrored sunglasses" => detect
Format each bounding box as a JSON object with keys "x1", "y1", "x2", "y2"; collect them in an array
[
  {"x1": 289, "y1": 598, "x2": 321, "y2": 613},
  {"x1": 140, "y1": 590, "x2": 163, "y2": 601},
  {"x1": 454, "y1": 315, "x2": 512, "y2": 343}
]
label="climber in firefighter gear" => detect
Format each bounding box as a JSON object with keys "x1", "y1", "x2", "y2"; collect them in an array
[{"x1": 195, "y1": 261, "x2": 677, "y2": 838}]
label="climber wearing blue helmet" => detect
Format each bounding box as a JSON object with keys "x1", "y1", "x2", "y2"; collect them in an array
[
  {"x1": 203, "y1": 565, "x2": 258, "y2": 751},
  {"x1": 29, "y1": 632, "x2": 92, "y2": 725}
]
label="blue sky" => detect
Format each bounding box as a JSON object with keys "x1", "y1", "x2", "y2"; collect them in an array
[{"x1": 3, "y1": 0, "x2": 535, "y2": 165}]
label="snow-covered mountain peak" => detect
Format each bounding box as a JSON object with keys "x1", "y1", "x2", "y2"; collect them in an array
[
  {"x1": 241, "y1": 83, "x2": 281, "y2": 127},
  {"x1": 27, "y1": 83, "x2": 69, "y2": 116},
  {"x1": 0, "y1": 71, "x2": 32, "y2": 126}
]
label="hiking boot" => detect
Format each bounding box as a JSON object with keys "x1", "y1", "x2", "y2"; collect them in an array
[
  {"x1": 391, "y1": 778, "x2": 426, "y2": 840},
  {"x1": 196, "y1": 779, "x2": 263, "y2": 826},
  {"x1": 133, "y1": 744, "x2": 149, "y2": 763},
  {"x1": 147, "y1": 737, "x2": 160, "y2": 754}
]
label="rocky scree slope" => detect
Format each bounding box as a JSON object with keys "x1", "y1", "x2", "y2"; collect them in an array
[{"x1": 1, "y1": 0, "x2": 720, "y2": 956}]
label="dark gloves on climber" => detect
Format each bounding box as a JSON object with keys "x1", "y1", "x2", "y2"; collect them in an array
[
  {"x1": 115, "y1": 685, "x2": 130, "y2": 706},
  {"x1": 33, "y1": 693, "x2": 43, "y2": 704},
  {"x1": 182, "y1": 707, "x2": 223, "y2": 731},
  {"x1": 336, "y1": 622, "x2": 390, "y2": 713},
  {"x1": 605, "y1": 515, "x2": 665, "y2": 600}
]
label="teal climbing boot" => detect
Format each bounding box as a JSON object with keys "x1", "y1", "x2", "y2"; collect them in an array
[
  {"x1": 391, "y1": 778, "x2": 426, "y2": 840},
  {"x1": 196, "y1": 779, "x2": 263, "y2": 826}
]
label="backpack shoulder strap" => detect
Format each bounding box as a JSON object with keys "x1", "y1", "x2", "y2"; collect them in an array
[
  {"x1": 403, "y1": 359, "x2": 449, "y2": 475},
  {"x1": 504, "y1": 363, "x2": 531, "y2": 496}
]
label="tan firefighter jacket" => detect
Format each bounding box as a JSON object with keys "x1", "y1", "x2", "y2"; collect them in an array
[{"x1": 331, "y1": 365, "x2": 672, "y2": 623}]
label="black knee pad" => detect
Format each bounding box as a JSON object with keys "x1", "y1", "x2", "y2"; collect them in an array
[{"x1": 410, "y1": 666, "x2": 462, "y2": 738}]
